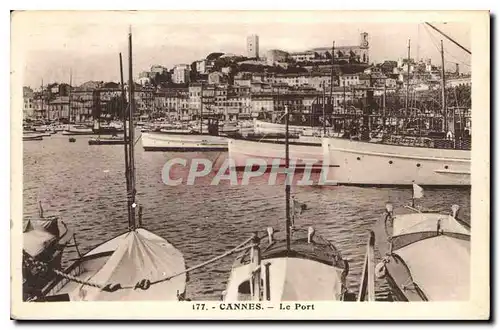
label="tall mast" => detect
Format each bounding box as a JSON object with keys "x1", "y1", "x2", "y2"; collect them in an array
[
  {"x1": 200, "y1": 82, "x2": 203, "y2": 133},
  {"x1": 405, "y1": 39, "x2": 411, "y2": 117},
  {"x1": 127, "y1": 28, "x2": 136, "y2": 229},
  {"x1": 69, "y1": 69, "x2": 72, "y2": 122},
  {"x1": 440, "y1": 40, "x2": 447, "y2": 132},
  {"x1": 322, "y1": 82, "x2": 326, "y2": 135},
  {"x1": 383, "y1": 81, "x2": 386, "y2": 130},
  {"x1": 284, "y1": 105, "x2": 291, "y2": 252},
  {"x1": 119, "y1": 53, "x2": 132, "y2": 229},
  {"x1": 41, "y1": 79, "x2": 44, "y2": 120},
  {"x1": 329, "y1": 41, "x2": 335, "y2": 128}
]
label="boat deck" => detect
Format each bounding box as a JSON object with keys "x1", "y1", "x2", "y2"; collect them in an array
[{"x1": 235, "y1": 228, "x2": 346, "y2": 270}]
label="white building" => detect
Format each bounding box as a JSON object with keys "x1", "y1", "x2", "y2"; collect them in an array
[
  {"x1": 339, "y1": 74, "x2": 361, "y2": 87},
  {"x1": 247, "y1": 35, "x2": 259, "y2": 59},
  {"x1": 196, "y1": 60, "x2": 207, "y2": 74},
  {"x1": 173, "y1": 64, "x2": 190, "y2": 84},
  {"x1": 23, "y1": 87, "x2": 34, "y2": 119}
]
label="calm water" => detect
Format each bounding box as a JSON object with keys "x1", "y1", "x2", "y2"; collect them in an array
[{"x1": 23, "y1": 133, "x2": 471, "y2": 300}]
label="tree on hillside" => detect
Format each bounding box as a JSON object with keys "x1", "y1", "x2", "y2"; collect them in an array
[{"x1": 206, "y1": 52, "x2": 224, "y2": 61}]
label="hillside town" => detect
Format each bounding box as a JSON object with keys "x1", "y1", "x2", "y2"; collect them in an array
[{"x1": 22, "y1": 32, "x2": 471, "y2": 123}]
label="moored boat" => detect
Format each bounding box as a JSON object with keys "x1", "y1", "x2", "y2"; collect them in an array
[
  {"x1": 372, "y1": 186, "x2": 470, "y2": 301},
  {"x1": 61, "y1": 125, "x2": 94, "y2": 135},
  {"x1": 23, "y1": 133, "x2": 44, "y2": 141},
  {"x1": 224, "y1": 106, "x2": 352, "y2": 301},
  {"x1": 141, "y1": 132, "x2": 228, "y2": 152},
  {"x1": 322, "y1": 137, "x2": 470, "y2": 186},
  {"x1": 227, "y1": 138, "x2": 324, "y2": 171},
  {"x1": 29, "y1": 30, "x2": 187, "y2": 302},
  {"x1": 23, "y1": 204, "x2": 74, "y2": 301},
  {"x1": 254, "y1": 119, "x2": 311, "y2": 136},
  {"x1": 88, "y1": 136, "x2": 127, "y2": 145}
]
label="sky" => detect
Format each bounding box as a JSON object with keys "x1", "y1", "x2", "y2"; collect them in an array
[{"x1": 12, "y1": 11, "x2": 472, "y2": 88}]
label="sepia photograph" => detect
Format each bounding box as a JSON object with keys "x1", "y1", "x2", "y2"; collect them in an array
[{"x1": 10, "y1": 10, "x2": 490, "y2": 320}]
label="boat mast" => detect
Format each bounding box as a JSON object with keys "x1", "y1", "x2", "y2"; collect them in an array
[
  {"x1": 383, "y1": 80, "x2": 386, "y2": 130},
  {"x1": 120, "y1": 52, "x2": 132, "y2": 228},
  {"x1": 127, "y1": 28, "x2": 137, "y2": 229},
  {"x1": 328, "y1": 41, "x2": 335, "y2": 135},
  {"x1": 405, "y1": 39, "x2": 411, "y2": 117},
  {"x1": 69, "y1": 70, "x2": 72, "y2": 123},
  {"x1": 322, "y1": 82, "x2": 326, "y2": 135},
  {"x1": 200, "y1": 82, "x2": 203, "y2": 133},
  {"x1": 285, "y1": 105, "x2": 291, "y2": 252},
  {"x1": 41, "y1": 79, "x2": 44, "y2": 121},
  {"x1": 440, "y1": 40, "x2": 448, "y2": 132}
]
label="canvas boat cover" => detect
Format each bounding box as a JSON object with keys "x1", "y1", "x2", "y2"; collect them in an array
[
  {"x1": 225, "y1": 257, "x2": 344, "y2": 301},
  {"x1": 23, "y1": 217, "x2": 62, "y2": 258},
  {"x1": 70, "y1": 229, "x2": 186, "y2": 301},
  {"x1": 23, "y1": 230, "x2": 57, "y2": 258},
  {"x1": 393, "y1": 213, "x2": 470, "y2": 301}
]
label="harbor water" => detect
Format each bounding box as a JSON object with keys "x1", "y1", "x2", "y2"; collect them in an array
[{"x1": 23, "y1": 133, "x2": 471, "y2": 301}]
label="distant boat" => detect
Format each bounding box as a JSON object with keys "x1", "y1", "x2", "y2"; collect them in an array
[
  {"x1": 23, "y1": 133, "x2": 43, "y2": 141},
  {"x1": 372, "y1": 188, "x2": 470, "y2": 301},
  {"x1": 223, "y1": 105, "x2": 352, "y2": 301},
  {"x1": 88, "y1": 136, "x2": 127, "y2": 146},
  {"x1": 141, "y1": 132, "x2": 228, "y2": 152},
  {"x1": 61, "y1": 125, "x2": 94, "y2": 136}
]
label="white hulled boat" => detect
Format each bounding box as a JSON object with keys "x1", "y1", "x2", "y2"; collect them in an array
[
  {"x1": 321, "y1": 137, "x2": 470, "y2": 186},
  {"x1": 141, "y1": 132, "x2": 228, "y2": 152},
  {"x1": 29, "y1": 30, "x2": 187, "y2": 302},
  {"x1": 61, "y1": 124, "x2": 94, "y2": 135},
  {"x1": 228, "y1": 138, "x2": 323, "y2": 171},
  {"x1": 254, "y1": 119, "x2": 311, "y2": 136},
  {"x1": 372, "y1": 186, "x2": 470, "y2": 301}
]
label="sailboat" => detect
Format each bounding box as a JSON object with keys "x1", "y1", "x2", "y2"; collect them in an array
[
  {"x1": 223, "y1": 106, "x2": 351, "y2": 301},
  {"x1": 28, "y1": 29, "x2": 187, "y2": 302},
  {"x1": 371, "y1": 183, "x2": 470, "y2": 301}
]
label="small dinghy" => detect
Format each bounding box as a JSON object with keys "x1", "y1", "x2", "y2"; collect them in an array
[{"x1": 372, "y1": 184, "x2": 470, "y2": 301}]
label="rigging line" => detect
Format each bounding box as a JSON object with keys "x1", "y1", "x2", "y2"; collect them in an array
[
  {"x1": 424, "y1": 24, "x2": 471, "y2": 68},
  {"x1": 423, "y1": 24, "x2": 442, "y2": 55}
]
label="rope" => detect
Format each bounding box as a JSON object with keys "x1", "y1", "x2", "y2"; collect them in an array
[
  {"x1": 27, "y1": 235, "x2": 257, "y2": 294},
  {"x1": 149, "y1": 240, "x2": 256, "y2": 286},
  {"x1": 52, "y1": 268, "x2": 104, "y2": 289}
]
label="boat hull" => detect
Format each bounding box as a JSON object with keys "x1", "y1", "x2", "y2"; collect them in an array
[
  {"x1": 61, "y1": 130, "x2": 94, "y2": 136},
  {"x1": 322, "y1": 137, "x2": 471, "y2": 186},
  {"x1": 254, "y1": 120, "x2": 310, "y2": 135},
  {"x1": 141, "y1": 132, "x2": 228, "y2": 152},
  {"x1": 23, "y1": 135, "x2": 43, "y2": 141},
  {"x1": 228, "y1": 138, "x2": 324, "y2": 171},
  {"x1": 373, "y1": 207, "x2": 471, "y2": 301},
  {"x1": 88, "y1": 138, "x2": 126, "y2": 145}
]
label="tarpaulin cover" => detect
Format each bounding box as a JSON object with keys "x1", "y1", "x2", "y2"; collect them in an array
[{"x1": 71, "y1": 229, "x2": 186, "y2": 301}]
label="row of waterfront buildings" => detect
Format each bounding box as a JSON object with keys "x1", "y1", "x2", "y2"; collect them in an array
[
  {"x1": 23, "y1": 68, "x2": 470, "y2": 122},
  {"x1": 23, "y1": 32, "x2": 471, "y2": 122}
]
